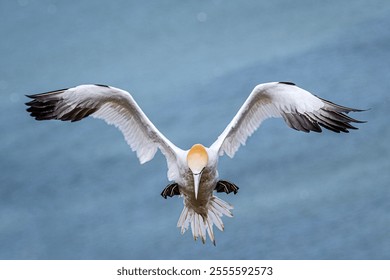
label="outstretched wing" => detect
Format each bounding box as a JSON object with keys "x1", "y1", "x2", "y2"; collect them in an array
[
  {"x1": 26, "y1": 84, "x2": 183, "y2": 180},
  {"x1": 210, "y1": 82, "x2": 365, "y2": 158}
]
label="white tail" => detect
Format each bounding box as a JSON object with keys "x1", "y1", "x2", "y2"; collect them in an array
[{"x1": 177, "y1": 195, "x2": 233, "y2": 245}]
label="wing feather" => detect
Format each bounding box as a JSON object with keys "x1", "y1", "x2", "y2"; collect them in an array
[
  {"x1": 211, "y1": 82, "x2": 364, "y2": 158},
  {"x1": 26, "y1": 84, "x2": 182, "y2": 180}
]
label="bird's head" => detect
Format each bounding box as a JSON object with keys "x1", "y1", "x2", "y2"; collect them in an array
[{"x1": 187, "y1": 144, "x2": 209, "y2": 200}]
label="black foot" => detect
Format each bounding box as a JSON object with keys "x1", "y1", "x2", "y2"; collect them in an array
[
  {"x1": 215, "y1": 180, "x2": 239, "y2": 195},
  {"x1": 161, "y1": 183, "x2": 180, "y2": 199}
]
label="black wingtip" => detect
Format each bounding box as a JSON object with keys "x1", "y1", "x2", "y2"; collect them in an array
[
  {"x1": 25, "y1": 94, "x2": 36, "y2": 99},
  {"x1": 95, "y1": 84, "x2": 110, "y2": 88},
  {"x1": 28, "y1": 88, "x2": 69, "y2": 98},
  {"x1": 279, "y1": 81, "x2": 296, "y2": 86},
  {"x1": 351, "y1": 107, "x2": 370, "y2": 117}
]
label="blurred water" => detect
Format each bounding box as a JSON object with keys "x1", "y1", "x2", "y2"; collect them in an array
[{"x1": 0, "y1": 0, "x2": 389, "y2": 259}]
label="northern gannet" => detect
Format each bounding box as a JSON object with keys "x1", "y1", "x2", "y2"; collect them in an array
[{"x1": 25, "y1": 82, "x2": 364, "y2": 245}]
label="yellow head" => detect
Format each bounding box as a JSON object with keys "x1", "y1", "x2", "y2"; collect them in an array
[
  {"x1": 187, "y1": 144, "x2": 208, "y2": 199},
  {"x1": 187, "y1": 144, "x2": 209, "y2": 174}
]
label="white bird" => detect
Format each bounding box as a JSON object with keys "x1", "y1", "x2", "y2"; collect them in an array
[{"x1": 26, "y1": 82, "x2": 364, "y2": 245}]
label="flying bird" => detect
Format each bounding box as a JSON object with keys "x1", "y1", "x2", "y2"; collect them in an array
[{"x1": 25, "y1": 82, "x2": 364, "y2": 245}]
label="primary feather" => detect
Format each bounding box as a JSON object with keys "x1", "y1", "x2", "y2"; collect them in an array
[
  {"x1": 210, "y1": 82, "x2": 364, "y2": 158},
  {"x1": 26, "y1": 84, "x2": 183, "y2": 180}
]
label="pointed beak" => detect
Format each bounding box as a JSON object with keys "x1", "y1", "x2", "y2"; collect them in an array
[{"x1": 193, "y1": 173, "x2": 201, "y2": 200}]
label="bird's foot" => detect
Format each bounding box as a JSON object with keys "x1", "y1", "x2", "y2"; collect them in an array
[
  {"x1": 161, "y1": 183, "x2": 180, "y2": 199},
  {"x1": 215, "y1": 180, "x2": 239, "y2": 195}
]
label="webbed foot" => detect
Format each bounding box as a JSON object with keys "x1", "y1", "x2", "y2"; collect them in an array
[
  {"x1": 215, "y1": 180, "x2": 239, "y2": 195},
  {"x1": 161, "y1": 183, "x2": 180, "y2": 199}
]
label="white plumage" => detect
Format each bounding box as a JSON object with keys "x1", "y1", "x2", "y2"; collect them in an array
[{"x1": 26, "y1": 81, "x2": 364, "y2": 245}]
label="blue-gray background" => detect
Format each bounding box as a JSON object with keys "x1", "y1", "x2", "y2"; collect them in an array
[{"x1": 1, "y1": 0, "x2": 389, "y2": 259}]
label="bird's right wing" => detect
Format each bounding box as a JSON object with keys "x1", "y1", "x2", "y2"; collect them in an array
[
  {"x1": 26, "y1": 84, "x2": 183, "y2": 181},
  {"x1": 210, "y1": 82, "x2": 364, "y2": 158}
]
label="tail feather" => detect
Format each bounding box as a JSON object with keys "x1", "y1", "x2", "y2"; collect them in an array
[
  {"x1": 212, "y1": 197, "x2": 233, "y2": 217},
  {"x1": 205, "y1": 217, "x2": 215, "y2": 244},
  {"x1": 208, "y1": 208, "x2": 224, "y2": 231},
  {"x1": 178, "y1": 206, "x2": 190, "y2": 234},
  {"x1": 177, "y1": 195, "x2": 233, "y2": 245}
]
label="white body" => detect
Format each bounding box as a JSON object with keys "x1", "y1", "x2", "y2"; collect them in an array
[{"x1": 26, "y1": 82, "x2": 362, "y2": 244}]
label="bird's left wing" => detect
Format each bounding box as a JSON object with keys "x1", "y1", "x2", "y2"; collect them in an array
[
  {"x1": 210, "y1": 82, "x2": 364, "y2": 158},
  {"x1": 26, "y1": 84, "x2": 183, "y2": 180}
]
